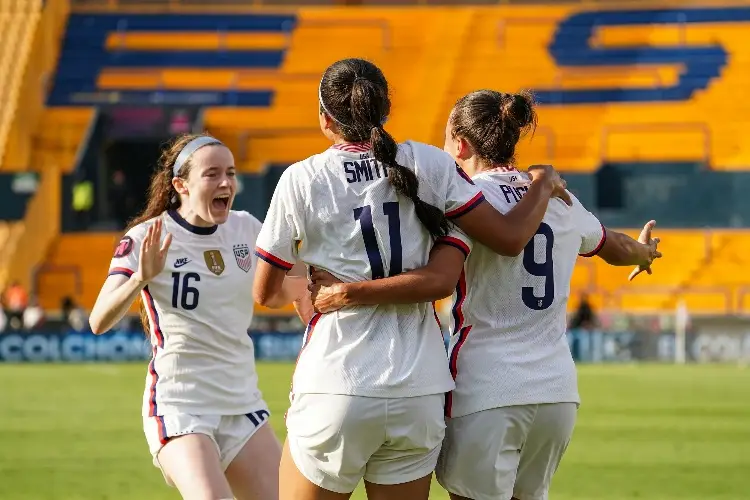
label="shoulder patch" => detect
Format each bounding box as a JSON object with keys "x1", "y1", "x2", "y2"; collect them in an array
[{"x1": 113, "y1": 236, "x2": 134, "y2": 258}]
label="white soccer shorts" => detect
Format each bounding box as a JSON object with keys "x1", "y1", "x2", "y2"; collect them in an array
[
  {"x1": 436, "y1": 403, "x2": 577, "y2": 500},
  {"x1": 143, "y1": 405, "x2": 271, "y2": 481},
  {"x1": 285, "y1": 393, "x2": 446, "y2": 494}
]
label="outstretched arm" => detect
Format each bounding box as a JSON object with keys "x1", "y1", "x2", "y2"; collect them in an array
[
  {"x1": 309, "y1": 240, "x2": 467, "y2": 313},
  {"x1": 597, "y1": 220, "x2": 662, "y2": 280},
  {"x1": 90, "y1": 219, "x2": 172, "y2": 335}
]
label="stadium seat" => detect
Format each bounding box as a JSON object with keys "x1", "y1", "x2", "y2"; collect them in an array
[
  {"x1": 0, "y1": 221, "x2": 27, "y2": 290},
  {"x1": 0, "y1": 1, "x2": 43, "y2": 170},
  {"x1": 19, "y1": 4, "x2": 750, "y2": 318}
]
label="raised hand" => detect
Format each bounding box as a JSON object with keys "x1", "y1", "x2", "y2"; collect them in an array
[
  {"x1": 527, "y1": 164, "x2": 572, "y2": 206},
  {"x1": 135, "y1": 218, "x2": 172, "y2": 283},
  {"x1": 628, "y1": 220, "x2": 662, "y2": 281}
]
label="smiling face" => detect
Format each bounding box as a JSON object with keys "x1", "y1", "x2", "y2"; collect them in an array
[{"x1": 172, "y1": 144, "x2": 236, "y2": 226}]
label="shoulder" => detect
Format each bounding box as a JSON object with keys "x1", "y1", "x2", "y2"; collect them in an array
[
  {"x1": 400, "y1": 140, "x2": 457, "y2": 182},
  {"x1": 228, "y1": 210, "x2": 262, "y2": 233},
  {"x1": 112, "y1": 217, "x2": 157, "y2": 258},
  {"x1": 274, "y1": 157, "x2": 319, "y2": 194},
  {"x1": 402, "y1": 140, "x2": 453, "y2": 165}
]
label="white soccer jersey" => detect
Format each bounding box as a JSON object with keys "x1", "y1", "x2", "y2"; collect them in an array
[
  {"x1": 255, "y1": 141, "x2": 484, "y2": 398},
  {"x1": 445, "y1": 169, "x2": 605, "y2": 418},
  {"x1": 108, "y1": 209, "x2": 265, "y2": 417}
]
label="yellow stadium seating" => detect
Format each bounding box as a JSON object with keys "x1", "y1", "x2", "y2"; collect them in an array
[
  {"x1": 0, "y1": 0, "x2": 43, "y2": 171},
  {"x1": 2, "y1": 0, "x2": 69, "y2": 172},
  {"x1": 18, "y1": 3, "x2": 750, "y2": 316},
  {"x1": 33, "y1": 108, "x2": 95, "y2": 173},
  {"x1": 0, "y1": 221, "x2": 26, "y2": 289}
]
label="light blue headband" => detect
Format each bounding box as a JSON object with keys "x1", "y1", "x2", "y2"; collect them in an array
[{"x1": 173, "y1": 136, "x2": 223, "y2": 177}]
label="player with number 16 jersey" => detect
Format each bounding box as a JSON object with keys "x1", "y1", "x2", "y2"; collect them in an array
[{"x1": 90, "y1": 134, "x2": 300, "y2": 500}]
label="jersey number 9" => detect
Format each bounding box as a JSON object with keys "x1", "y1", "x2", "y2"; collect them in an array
[
  {"x1": 171, "y1": 272, "x2": 200, "y2": 310},
  {"x1": 522, "y1": 223, "x2": 554, "y2": 311}
]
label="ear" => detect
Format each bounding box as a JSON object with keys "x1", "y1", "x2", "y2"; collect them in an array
[
  {"x1": 172, "y1": 176, "x2": 188, "y2": 196},
  {"x1": 456, "y1": 137, "x2": 473, "y2": 160}
]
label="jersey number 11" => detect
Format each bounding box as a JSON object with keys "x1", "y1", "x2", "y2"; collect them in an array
[{"x1": 354, "y1": 201, "x2": 403, "y2": 280}]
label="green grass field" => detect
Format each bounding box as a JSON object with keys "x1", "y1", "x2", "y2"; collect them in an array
[{"x1": 1, "y1": 363, "x2": 748, "y2": 499}]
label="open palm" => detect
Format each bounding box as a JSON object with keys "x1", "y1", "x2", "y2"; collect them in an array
[{"x1": 136, "y1": 218, "x2": 172, "y2": 283}]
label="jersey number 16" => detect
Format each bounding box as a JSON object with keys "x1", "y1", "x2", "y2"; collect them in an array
[{"x1": 172, "y1": 272, "x2": 200, "y2": 310}]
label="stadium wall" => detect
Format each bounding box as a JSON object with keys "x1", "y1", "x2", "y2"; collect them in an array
[
  {"x1": 49, "y1": 4, "x2": 750, "y2": 173},
  {"x1": 1, "y1": 326, "x2": 747, "y2": 364}
]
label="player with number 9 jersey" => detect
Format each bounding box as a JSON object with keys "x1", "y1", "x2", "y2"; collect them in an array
[
  {"x1": 253, "y1": 59, "x2": 569, "y2": 500},
  {"x1": 90, "y1": 134, "x2": 304, "y2": 500},
  {"x1": 431, "y1": 91, "x2": 661, "y2": 500}
]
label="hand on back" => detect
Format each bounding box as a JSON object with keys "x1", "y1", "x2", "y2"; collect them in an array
[{"x1": 527, "y1": 164, "x2": 572, "y2": 206}]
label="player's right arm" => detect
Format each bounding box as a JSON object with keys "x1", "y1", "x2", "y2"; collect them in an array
[
  {"x1": 253, "y1": 168, "x2": 308, "y2": 308},
  {"x1": 89, "y1": 219, "x2": 172, "y2": 334},
  {"x1": 309, "y1": 237, "x2": 468, "y2": 312}
]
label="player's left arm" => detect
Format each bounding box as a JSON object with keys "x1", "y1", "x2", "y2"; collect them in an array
[
  {"x1": 572, "y1": 194, "x2": 662, "y2": 280},
  {"x1": 308, "y1": 233, "x2": 469, "y2": 313},
  {"x1": 598, "y1": 222, "x2": 662, "y2": 280},
  {"x1": 253, "y1": 169, "x2": 309, "y2": 308}
]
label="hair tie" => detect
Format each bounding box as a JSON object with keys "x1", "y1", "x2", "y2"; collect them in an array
[
  {"x1": 318, "y1": 78, "x2": 348, "y2": 126},
  {"x1": 173, "y1": 136, "x2": 223, "y2": 178},
  {"x1": 170, "y1": 136, "x2": 223, "y2": 204}
]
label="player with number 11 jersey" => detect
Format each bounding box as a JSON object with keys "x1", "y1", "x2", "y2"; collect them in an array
[{"x1": 253, "y1": 59, "x2": 568, "y2": 500}]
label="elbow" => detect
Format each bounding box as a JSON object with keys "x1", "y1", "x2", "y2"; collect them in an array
[
  {"x1": 434, "y1": 275, "x2": 459, "y2": 300},
  {"x1": 89, "y1": 316, "x2": 106, "y2": 335},
  {"x1": 494, "y1": 238, "x2": 525, "y2": 258},
  {"x1": 253, "y1": 291, "x2": 270, "y2": 308},
  {"x1": 253, "y1": 288, "x2": 277, "y2": 309}
]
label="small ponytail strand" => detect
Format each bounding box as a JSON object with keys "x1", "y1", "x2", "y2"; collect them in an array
[{"x1": 370, "y1": 126, "x2": 449, "y2": 240}]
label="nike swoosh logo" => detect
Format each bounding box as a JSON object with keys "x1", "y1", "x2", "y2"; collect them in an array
[{"x1": 174, "y1": 260, "x2": 191, "y2": 268}]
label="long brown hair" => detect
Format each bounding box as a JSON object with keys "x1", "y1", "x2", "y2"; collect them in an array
[
  {"x1": 449, "y1": 90, "x2": 537, "y2": 168},
  {"x1": 125, "y1": 133, "x2": 215, "y2": 335},
  {"x1": 319, "y1": 58, "x2": 449, "y2": 239}
]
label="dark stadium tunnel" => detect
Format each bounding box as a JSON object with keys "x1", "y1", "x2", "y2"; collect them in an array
[{"x1": 103, "y1": 138, "x2": 166, "y2": 225}]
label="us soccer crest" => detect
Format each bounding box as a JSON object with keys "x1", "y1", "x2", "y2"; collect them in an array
[
  {"x1": 203, "y1": 250, "x2": 225, "y2": 276},
  {"x1": 233, "y1": 244, "x2": 252, "y2": 273}
]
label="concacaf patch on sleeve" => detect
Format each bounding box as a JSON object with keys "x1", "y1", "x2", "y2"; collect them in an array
[
  {"x1": 455, "y1": 163, "x2": 475, "y2": 185},
  {"x1": 113, "y1": 236, "x2": 134, "y2": 258}
]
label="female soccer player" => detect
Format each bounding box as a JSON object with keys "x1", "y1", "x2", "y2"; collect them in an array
[
  {"x1": 253, "y1": 58, "x2": 568, "y2": 500},
  {"x1": 89, "y1": 133, "x2": 307, "y2": 500},
  {"x1": 306, "y1": 90, "x2": 662, "y2": 500}
]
